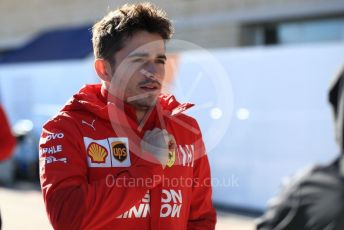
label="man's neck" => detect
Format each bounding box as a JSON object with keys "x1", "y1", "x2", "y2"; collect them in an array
[
  {"x1": 101, "y1": 82, "x2": 153, "y2": 124},
  {"x1": 136, "y1": 109, "x2": 149, "y2": 123}
]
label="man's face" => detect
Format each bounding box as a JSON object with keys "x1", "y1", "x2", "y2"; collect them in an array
[{"x1": 110, "y1": 31, "x2": 166, "y2": 109}]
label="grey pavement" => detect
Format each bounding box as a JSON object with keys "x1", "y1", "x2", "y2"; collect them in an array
[{"x1": 0, "y1": 184, "x2": 255, "y2": 230}]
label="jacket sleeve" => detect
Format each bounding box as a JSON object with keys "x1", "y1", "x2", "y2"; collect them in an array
[
  {"x1": 0, "y1": 105, "x2": 16, "y2": 161},
  {"x1": 257, "y1": 165, "x2": 344, "y2": 230},
  {"x1": 39, "y1": 115, "x2": 164, "y2": 230},
  {"x1": 256, "y1": 178, "x2": 305, "y2": 230},
  {"x1": 187, "y1": 120, "x2": 217, "y2": 230}
]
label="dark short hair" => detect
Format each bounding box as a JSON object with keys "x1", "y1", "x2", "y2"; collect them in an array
[
  {"x1": 92, "y1": 2, "x2": 173, "y2": 63},
  {"x1": 329, "y1": 65, "x2": 344, "y2": 150},
  {"x1": 329, "y1": 66, "x2": 344, "y2": 119}
]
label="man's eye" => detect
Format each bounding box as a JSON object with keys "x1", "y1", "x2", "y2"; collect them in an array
[
  {"x1": 132, "y1": 58, "x2": 144, "y2": 63},
  {"x1": 156, "y1": 59, "x2": 166, "y2": 64}
]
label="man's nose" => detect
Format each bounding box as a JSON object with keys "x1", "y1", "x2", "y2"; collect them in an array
[
  {"x1": 145, "y1": 61, "x2": 158, "y2": 75},
  {"x1": 141, "y1": 62, "x2": 158, "y2": 80}
]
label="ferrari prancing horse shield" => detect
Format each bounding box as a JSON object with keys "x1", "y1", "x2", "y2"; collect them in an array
[{"x1": 167, "y1": 149, "x2": 176, "y2": 167}]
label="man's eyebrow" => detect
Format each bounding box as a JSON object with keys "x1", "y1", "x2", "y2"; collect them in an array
[
  {"x1": 128, "y1": 52, "x2": 149, "y2": 58},
  {"x1": 127, "y1": 52, "x2": 167, "y2": 60},
  {"x1": 157, "y1": 54, "x2": 167, "y2": 60}
]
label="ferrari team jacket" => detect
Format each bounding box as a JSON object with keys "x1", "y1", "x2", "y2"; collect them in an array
[{"x1": 39, "y1": 84, "x2": 216, "y2": 230}]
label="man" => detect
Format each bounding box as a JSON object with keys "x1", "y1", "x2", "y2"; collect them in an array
[
  {"x1": 256, "y1": 66, "x2": 344, "y2": 230},
  {"x1": 39, "y1": 3, "x2": 216, "y2": 230}
]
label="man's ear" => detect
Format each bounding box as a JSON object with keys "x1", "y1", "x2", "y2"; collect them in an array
[{"x1": 94, "y1": 59, "x2": 113, "y2": 82}]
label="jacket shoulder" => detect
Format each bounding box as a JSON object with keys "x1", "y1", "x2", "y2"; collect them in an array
[
  {"x1": 42, "y1": 111, "x2": 80, "y2": 133},
  {"x1": 173, "y1": 112, "x2": 200, "y2": 127}
]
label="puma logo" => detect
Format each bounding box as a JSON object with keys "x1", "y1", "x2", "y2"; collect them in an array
[{"x1": 82, "y1": 119, "x2": 96, "y2": 131}]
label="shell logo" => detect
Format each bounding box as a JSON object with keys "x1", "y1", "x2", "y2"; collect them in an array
[
  {"x1": 112, "y1": 141, "x2": 127, "y2": 162},
  {"x1": 87, "y1": 142, "x2": 108, "y2": 163}
]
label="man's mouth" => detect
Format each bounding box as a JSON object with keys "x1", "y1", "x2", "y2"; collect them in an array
[{"x1": 139, "y1": 82, "x2": 160, "y2": 91}]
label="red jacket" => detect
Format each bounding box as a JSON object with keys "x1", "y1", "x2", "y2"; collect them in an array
[
  {"x1": 0, "y1": 105, "x2": 16, "y2": 161},
  {"x1": 39, "y1": 84, "x2": 216, "y2": 230}
]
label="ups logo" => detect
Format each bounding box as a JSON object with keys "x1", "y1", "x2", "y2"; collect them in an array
[{"x1": 111, "y1": 141, "x2": 127, "y2": 162}]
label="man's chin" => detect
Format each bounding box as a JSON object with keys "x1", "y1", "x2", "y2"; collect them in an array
[{"x1": 128, "y1": 98, "x2": 158, "y2": 109}]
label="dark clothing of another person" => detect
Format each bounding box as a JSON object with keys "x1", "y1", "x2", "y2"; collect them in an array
[{"x1": 257, "y1": 67, "x2": 344, "y2": 230}]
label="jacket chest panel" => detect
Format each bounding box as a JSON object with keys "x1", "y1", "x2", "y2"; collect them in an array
[{"x1": 77, "y1": 117, "x2": 196, "y2": 182}]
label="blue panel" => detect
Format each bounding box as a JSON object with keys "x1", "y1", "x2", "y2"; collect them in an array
[{"x1": 0, "y1": 25, "x2": 92, "y2": 63}]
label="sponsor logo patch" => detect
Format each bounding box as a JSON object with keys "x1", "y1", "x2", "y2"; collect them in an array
[
  {"x1": 87, "y1": 142, "x2": 108, "y2": 163},
  {"x1": 108, "y1": 137, "x2": 131, "y2": 167},
  {"x1": 111, "y1": 141, "x2": 127, "y2": 162},
  {"x1": 84, "y1": 137, "x2": 131, "y2": 168}
]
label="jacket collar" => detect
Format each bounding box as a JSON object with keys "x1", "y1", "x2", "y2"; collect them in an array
[{"x1": 62, "y1": 84, "x2": 194, "y2": 129}]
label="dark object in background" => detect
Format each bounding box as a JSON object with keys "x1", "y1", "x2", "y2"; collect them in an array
[
  {"x1": 0, "y1": 119, "x2": 39, "y2": 185},
  {"x1": 0, "y1": 105, "x2": 16, "y2": 186},
  {"x1": 0, "y1": 105, "x2": 16, "y2": 161},
  {"x1": 257, "y1": 66, "x2": 344, "y2": 230},
  {"x1": 0, "y1": 105, "x2": 16, "y2": 230},
  {"x1": 12, "y1": 120, "x2": 39, "y2": 182},
  {"x1": 256, "y1": 160, "x2": 344, "y2": 230}
]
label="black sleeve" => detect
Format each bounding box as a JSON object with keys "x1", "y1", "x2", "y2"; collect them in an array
[
  {"x1": 257, "y1": 163, "x2": 344, "y2": 230},
  {"x1": 256, "y1": 168, "x2": 310, "y2": 230}
]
